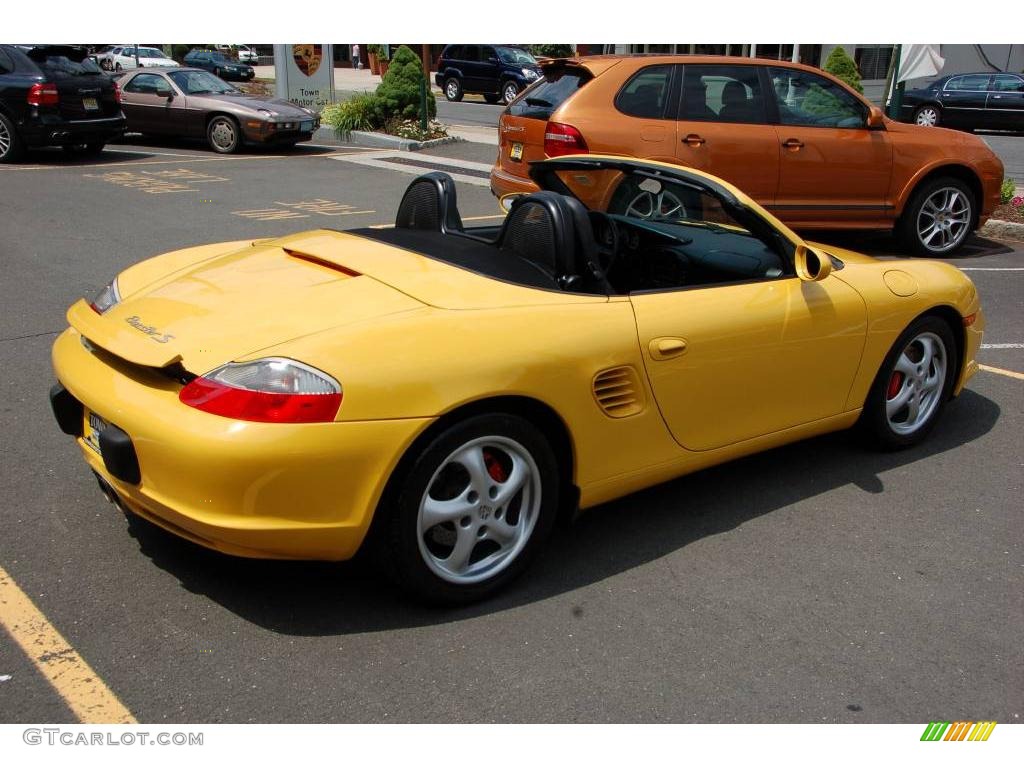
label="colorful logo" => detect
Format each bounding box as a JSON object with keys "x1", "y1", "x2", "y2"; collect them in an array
[
  {"x1": 292, "y1": 45, "x2": 322, "y2": 77},
  {"x1": 920, "y1": 721, "x2": 997, "y2": 741}
]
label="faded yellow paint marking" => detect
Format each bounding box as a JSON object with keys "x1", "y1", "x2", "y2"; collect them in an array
[
  {"x1": 980, "y1": 364, "x2": 1024, "y2": 381},
  {"x1": 0, "y1": 566, "x2": 135, "y2": 724}
]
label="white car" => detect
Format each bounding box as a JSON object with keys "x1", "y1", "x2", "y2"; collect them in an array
[
  {"x1": 99, "y1": 46, "x2": 178, "y2": 72},
  {"x1": 235, "y1": 45, "x2": 259, "y2": 64}
]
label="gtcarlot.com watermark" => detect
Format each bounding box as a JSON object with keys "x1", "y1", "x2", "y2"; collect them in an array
[{"x1": 23, "y1": 728, "x2": 203, "y2": 747}]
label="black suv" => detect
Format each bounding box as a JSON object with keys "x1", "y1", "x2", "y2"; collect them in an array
[
  {"x1": 0, "y1": 45, "x2": 125, "y2": 163},
  {"x1": 182, "y1": 50, "x2": 255, "y2": 82},
  {"x1": 434, "y1": 45, "x2": 541, "y2": 105}
]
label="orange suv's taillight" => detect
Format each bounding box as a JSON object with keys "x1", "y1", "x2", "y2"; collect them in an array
[{"x1": 544, "y1": 122, "x2": 588, "y2": 158}]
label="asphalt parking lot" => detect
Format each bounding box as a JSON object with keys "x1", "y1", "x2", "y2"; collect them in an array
[{"x1": 0, "y1": 137, "x2": 1021, "y2": 724}]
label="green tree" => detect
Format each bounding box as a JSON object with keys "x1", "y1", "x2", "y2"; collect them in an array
[
  {"x1": 822, "y1": 46, "x2": 863, "y2": 93},
  {"x1": 372, "y1": 45, "x2": 436, "y2": 123}
]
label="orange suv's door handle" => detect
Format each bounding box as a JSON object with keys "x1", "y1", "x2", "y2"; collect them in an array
[
  {"x1": 782, "y1": 138, "x2": 804, "y2": 150},
  {"x1": 682, "y1": 133, "x2": 706, "y2": 147}
]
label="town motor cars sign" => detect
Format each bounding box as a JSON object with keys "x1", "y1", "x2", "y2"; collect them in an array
[{"x1": 274, "y1": 44, "x2": 334, "y2": 114}]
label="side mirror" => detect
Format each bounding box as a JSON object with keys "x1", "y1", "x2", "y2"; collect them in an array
[
  {"x1": 156, "y1": 86, "x2": 173, "y2": 99},
  {"x1": 795, "y1": 244, "x2": 832, "y2": 282},
  {"x1": 498, "y1": 193, "x2": 524, "y2": 213},
  {"x1": 867, "y1": 106, "x2": 885, "y2": 130}
]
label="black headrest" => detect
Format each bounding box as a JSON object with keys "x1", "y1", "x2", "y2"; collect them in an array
[
  {"x1": 395, "y1": 172, "x2": 464, "y2": 234},
  {"x1": 722, "y1": 80, "x2": 748, "y2": 105}
]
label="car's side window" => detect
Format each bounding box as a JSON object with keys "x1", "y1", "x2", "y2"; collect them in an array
[
  {"x1": 0, "y1": 48, "x2": 13, "y2": 74},
  {"x1": 679, "y1": 65, "x2": 766, "y2": 124},
  {"x1": 946, "y1": 74, "x2": 990, "y2": 91},
  {"x1": 462, "y1": 45, "x2": 479, "y2": 63},
  {"x1": 992, "y1": 74, "x2": 1024, "y2": 93},
  {"x1": 124, "y1": 73, "x2": 166, "y2": 95},
  {"x1": 769, "y1": 67, "x2": 867, "y2": 129},
  {"x1": 481, "y1": 46, "x2": 496, "y2": 62},
  {"x1": 445, "y1": 45, "x2": 462, "y2": 61},
  {"x1": 615, "y1": 65, "x2": 672, "y2": 119}
]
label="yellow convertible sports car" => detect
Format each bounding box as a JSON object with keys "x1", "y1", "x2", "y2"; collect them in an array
[{"x1": 50, "y1": 156, "x2": 984, "y2": 604}]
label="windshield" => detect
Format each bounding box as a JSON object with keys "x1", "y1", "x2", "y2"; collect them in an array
[
  {"x1": 169, "y1": 70, "x2": 238, "y2": 95},
  {"x1": 497, "y1": 47, "x2": 536, "y2": 66}
]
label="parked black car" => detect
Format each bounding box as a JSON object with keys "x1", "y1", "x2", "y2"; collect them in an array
[
  {"x1": 898, "y1": 71, "x2": 1024, "y2": 131},
  {"x1": 0, "y1": 44, "x2": 125, "y2": 163},
  {"x1": 182, "y1": 50, "x2": 255, "y2": 82},
  {"x1": 434, "y1": 45, "x2": 542, "y2": 105}
]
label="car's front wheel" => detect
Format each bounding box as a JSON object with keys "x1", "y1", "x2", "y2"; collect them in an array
[
  {"x1": 913, "y1": 105, "x2": 941, "y2": 127},
  {"x1": 858, "y1": 315, "x2": 957, "y2": 450},
  {"x1": 501, "y1": 81, "x2": 520, "y2": 105},
  {"x1": 0, "y1": 112, "x2": 25, "y2": 164},
  {"x1": 443, "y1": 77, "x2": 463, "y2": 102},
  {"x1": 898, "y1": 176, "x2": 975, "y2": 256},
  {"x1": 379, "y1": 414, "x2": 560, "y2": 605},
  {"x1": 207, "y1": 115, "x2": 240, "y2": 154}
]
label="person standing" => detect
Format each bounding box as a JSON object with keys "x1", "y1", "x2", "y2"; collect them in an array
[{"x1": 352, "y1": 43, "x2": 361, "y2": 70}]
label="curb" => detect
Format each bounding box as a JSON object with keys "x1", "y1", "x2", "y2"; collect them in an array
[
  {"x1": 342, "y1": 131, "x2": 465, "y2": 152},
  {"x1": 980, "y1": 219, "x2": 1024, "y2": 242}
]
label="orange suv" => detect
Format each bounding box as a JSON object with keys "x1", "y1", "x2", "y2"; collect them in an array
[{"x1": 491, "y1": 55, "x2": 1005, "y2": 256}]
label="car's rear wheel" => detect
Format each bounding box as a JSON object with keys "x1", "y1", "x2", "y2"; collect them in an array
[
  {"x1": 913, "y1": 105, "x2": 941, "y2": 127},
  {"x1": 379, "y1": 413, "x2": 560, "y2": 605},
  {"x1": 207, "y1": 115, "x2": 240, "y2": 154},
  {"x1": 858, "y1": 316, "x2": 957, "y2": 450},
  {"x1": 501, "y1": 81, "x2": 520, "y2": 105},
  {"x1": 444, "y1": 77, "x2": 463, "y2": 102},
  {"x1": 0, "y1": 112, "x2": 25, "y2": 164},
  {"x1": 898, "y1": 176, "x2": 975, "y2": 256}
]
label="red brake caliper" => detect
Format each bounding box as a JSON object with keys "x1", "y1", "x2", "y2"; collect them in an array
[
  {"x1": 887, "y1": 371, "x2": 904, "y2": 400},
  {"x1": 483, "y1": 450, "x2": 508, "y2": 482}
]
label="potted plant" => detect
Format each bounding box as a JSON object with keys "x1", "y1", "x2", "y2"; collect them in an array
[{"x1": 367, "y1": 44, "x2": 383, "y2": 75}]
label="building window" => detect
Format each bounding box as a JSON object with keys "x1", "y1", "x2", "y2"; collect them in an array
[{"x1": 854, "y1": 46, "x2": 894, "y2": 80}]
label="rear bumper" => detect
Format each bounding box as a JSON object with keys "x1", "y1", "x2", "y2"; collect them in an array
[
  {"x1": 20, "y1": 114, "x2": 126, "y2": 148},
  {"x1": 489, "y1": 164, "x2": 541, "y2": 198},
  {"x1": 51, "y1": 328, "x2": 431, "y2": 560}
]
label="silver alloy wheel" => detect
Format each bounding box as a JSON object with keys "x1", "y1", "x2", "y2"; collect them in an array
[
  {"x1": 0, "y1": 119, "x2": 11, "y2": 158},
  {"x1": 885, "y1": 331, "x2": 947, "y2": 436},
  {"x1": 625, "y1": 188, "x2": 687, "y2": 221},
  {"x1": 914, "y1": 106, "x2": 939, "y2": 126},
  {"x1": 209, "y1": 118, "x2": 236, "y2": 151},
  {"x1": 916, "y1": 186, "x2": 971, "y2": 253},
  {"x1": 503, "y1": 82, "x2": 519, "y2": 104},
  {"x1": 445, "y1": 79, "x2": 459, "y2": 99},
  {"x1": 417, "y1": 435, "x2": 541, "y2": 585}
]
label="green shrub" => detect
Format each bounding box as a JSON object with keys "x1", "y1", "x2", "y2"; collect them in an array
[
  {"x1": 1001, "y1": 178, "x2": 1016, "y2": 205},
  {"x1": 372, "y1": 45, "x2": 436, "y2": 123},
  {"x1": 529, "y1": 44, "x2": 574, "y2": 58},
  {"x1": 321, "y1": 93, "x2": 380, "y2": 138},
  {"x1": 822, "y1": 46, "x2": 863, "y2": 93}
]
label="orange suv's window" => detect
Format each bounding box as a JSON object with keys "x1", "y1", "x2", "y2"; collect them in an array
[
  {"x1": 769, "y1": 68, "x2": 866, "y2": 128},
  {"x1": 615, "y1": 65, "x2": 673, "y2": 119},
  {"x1": 680, "y1": 65, "x2": 766, "y2": 124}
]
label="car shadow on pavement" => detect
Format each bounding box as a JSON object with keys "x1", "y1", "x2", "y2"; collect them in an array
[
  {"x1": 809, "y1": 230, "x2": 1014, "y2": 260},
  {"x1": 111, "y1": 134, "x2": 340, "y2": 156},
  {"x1": 123, "y1": 388, "x2": 1000, "y2": 633},
  {"x1": 19, "y1": 147, "x2": 168, "y2": 166}
]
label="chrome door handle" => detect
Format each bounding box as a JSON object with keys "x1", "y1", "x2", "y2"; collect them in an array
[
  {"x1": 782, "y1": 138, "x2": 804, "y2": 150},
  {"x1": 682, "y1": 133, "x2": 706, "y2": 147}
]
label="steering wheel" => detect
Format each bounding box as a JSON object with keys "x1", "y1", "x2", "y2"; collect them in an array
[{"x1": 587, "y1": 211, "x2": 620, "y2": 280}]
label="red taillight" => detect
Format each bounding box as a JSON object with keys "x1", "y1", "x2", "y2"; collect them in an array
[
  {"x1": 113, "y1": 82, "x2": 122, "y2": 104},
  {"x1": 179, "y1": 377, "x2": 342, "y2": 423},
  {"x1": 27, "y1": 83, "x2": 59, "y2": 107},
  {"x1": 544, "y1": 122, "x2": 588, "y2": 158}
]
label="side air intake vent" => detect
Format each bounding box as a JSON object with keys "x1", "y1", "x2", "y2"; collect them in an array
[{"x1": 592, "y1": 366, "x2": 644, "y2": 418}]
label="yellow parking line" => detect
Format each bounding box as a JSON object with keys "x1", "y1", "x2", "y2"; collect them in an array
[
  {"x1": 0, "y1": 565, "x2": 135, "y2": 724},
  {"x1": 980, "y1": 364, "x2": 1024, "y2": 381}
]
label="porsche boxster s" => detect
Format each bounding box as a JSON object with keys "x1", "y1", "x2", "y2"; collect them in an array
[{"x1": 50, "y1": 156, "x2": 984, "y2": 604}]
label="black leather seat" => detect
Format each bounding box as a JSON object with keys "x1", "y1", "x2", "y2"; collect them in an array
[
  {"x1": 395, "y1": 172, "x2": 464, "y2": 234},
  {"x1": 497, "y1": 192, "x2": 608, "y2": 293}
]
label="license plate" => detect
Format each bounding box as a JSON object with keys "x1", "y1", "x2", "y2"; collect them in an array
[
  {"x1": 301, "y1": 120, "x2": 313, "y2": 132},
  {"x1": 509, "y1": 142, "x2": 524, "y2": 161},
  {"x1": 83, "y1": 409, "x2": 108, "y2": 454},
  {"x1": 83, "y1": 97, "x2": 99, "y2": 111}
]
